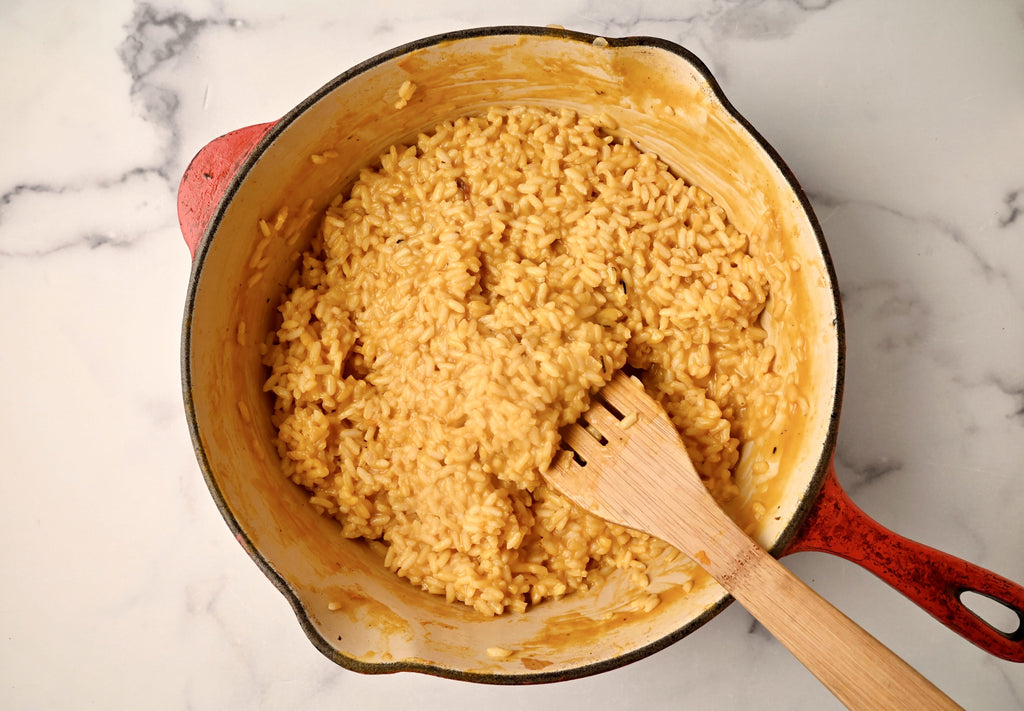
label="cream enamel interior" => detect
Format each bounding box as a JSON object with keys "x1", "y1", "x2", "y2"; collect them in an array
[{"x1": 185, "y1": 30, "x2": 841, "y2": 680}]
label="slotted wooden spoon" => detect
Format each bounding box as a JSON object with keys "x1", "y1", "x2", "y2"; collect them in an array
[{"x1": 547, "y1": 371, "x2": 961, "y2": 710}]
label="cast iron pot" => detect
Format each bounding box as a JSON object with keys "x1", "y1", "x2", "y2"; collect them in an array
[{"x1": 179, "y1": 27, "x2": 1024, "y2": 682}]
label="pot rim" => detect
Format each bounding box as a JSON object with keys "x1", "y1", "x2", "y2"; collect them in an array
[{"x1": 181, "y1": 24, "x2": 845, "y2": 684}]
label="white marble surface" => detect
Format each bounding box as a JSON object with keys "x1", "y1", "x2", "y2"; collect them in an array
[{"x1": 2, "y1": 0, "x2": 1022, "y2": 708}]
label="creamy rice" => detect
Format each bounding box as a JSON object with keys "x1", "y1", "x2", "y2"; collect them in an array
[{"x1": 262, "y1": 106, "x2": 791, "y2": 615}]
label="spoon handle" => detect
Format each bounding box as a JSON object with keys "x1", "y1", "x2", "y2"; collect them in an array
[{"x1": 657, "y1": 495, "x2": 963, "y2": 711}]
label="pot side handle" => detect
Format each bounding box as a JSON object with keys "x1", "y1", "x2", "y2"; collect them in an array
[
  {"x1": 177, "y1": 122, "x2": 276, "y2": 259},
  {"x1": 784, "y1": 462, "x2": 1024, "y2": 662}
]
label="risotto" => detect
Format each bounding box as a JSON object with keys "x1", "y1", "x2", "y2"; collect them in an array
[{"x1": 261, "y1": 106, "x2": 791, "y2": 616}]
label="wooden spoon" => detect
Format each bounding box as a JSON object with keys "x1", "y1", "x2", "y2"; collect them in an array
[{"x1": 546, "y1": 371, "x2": 961, "y2": 710}]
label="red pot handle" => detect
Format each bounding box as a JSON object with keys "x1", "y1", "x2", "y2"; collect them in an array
[
  {"x1": 785, "y1": 461, "x2": 1024, "y2": 661},
  {"x1": 177, "y1": 122, "x2": 277, "y2": 258}
]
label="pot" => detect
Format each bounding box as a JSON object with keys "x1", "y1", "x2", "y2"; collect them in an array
[{"x1": 178, "y1": 27, "x2": 1024, "y2": 681}]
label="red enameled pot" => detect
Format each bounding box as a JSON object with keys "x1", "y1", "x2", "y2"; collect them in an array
[{"x1": 179, "y1": 28, "x2": 1023, "y2": 682}]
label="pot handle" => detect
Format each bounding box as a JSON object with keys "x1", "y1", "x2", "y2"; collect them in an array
[
  {"x1": 784, "y1": 462, "x2": 1024, "y2": 662},
  {"x1": 177, "y1": 122, "x2": 276, "y2": 258}
]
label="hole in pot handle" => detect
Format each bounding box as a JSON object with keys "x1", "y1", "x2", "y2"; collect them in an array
[
  {"x1": 959, "y1": 590, "x2": 1024, "y2": 638},
  {"x1": 176, "y1": 122, "x2": 276, "y2": 258},
  {"x1": 785, "y1": 462, "x2": 1024, "y2": 662}
]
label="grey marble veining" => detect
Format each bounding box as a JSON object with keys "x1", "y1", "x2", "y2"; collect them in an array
[{"x1": 1, "y1": 0, "x2": 1022, "y2": 709}]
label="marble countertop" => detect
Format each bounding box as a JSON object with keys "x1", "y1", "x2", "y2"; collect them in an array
[{"x1": 2, "y1": 1, "x2": 1022, "y2": 708}]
